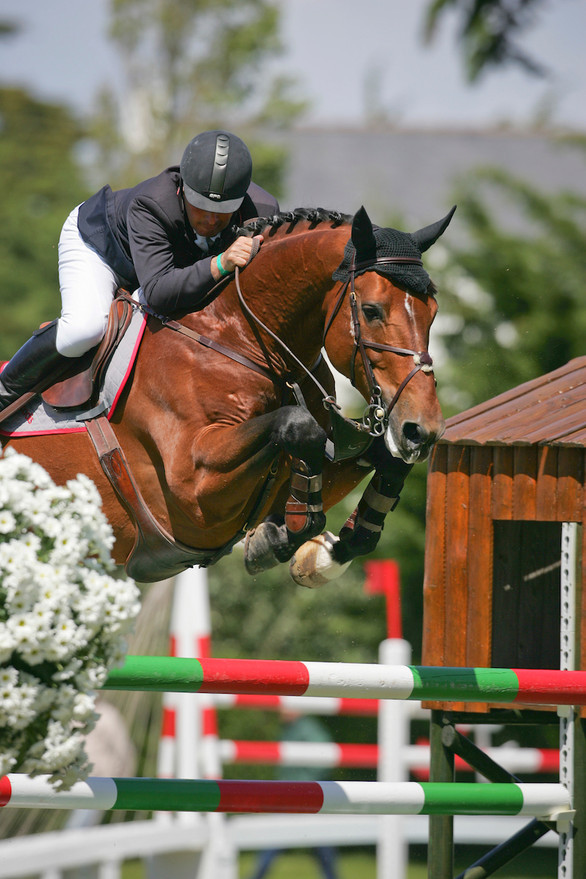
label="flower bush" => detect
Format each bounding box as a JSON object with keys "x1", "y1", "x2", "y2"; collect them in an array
[{"x1": 0, "y1": 447, "x2": 141, "y2": 789}]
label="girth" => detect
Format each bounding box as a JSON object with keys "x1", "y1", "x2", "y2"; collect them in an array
[{"x1": 82, "y1": 413, "x2": 280, "y2": 583}]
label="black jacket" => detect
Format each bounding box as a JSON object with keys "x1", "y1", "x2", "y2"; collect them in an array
[{"x1": 77, "y1": 166, "x2": 279, "y2": 315}]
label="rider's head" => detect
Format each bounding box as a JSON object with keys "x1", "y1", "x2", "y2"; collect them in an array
[{"x1": 180, "y1": 130, "x2": 252, "y2": 214}]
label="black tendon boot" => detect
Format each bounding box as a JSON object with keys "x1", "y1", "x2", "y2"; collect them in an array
[{"x1": 0, "y1": 321, "x2": 72, "y2": 411}]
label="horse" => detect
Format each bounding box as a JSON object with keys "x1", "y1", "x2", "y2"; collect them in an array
[{"x1": 1, "y1": 205, "x2": 453, "y2": 586}]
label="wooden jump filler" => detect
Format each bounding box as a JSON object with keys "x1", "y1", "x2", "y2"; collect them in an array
[{"x1": 422, "y1": 356, "x2": 586, "y2": 879}]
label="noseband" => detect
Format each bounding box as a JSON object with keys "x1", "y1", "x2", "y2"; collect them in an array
[{"x1": 324, "y1": 256, "x2": 435, "y2": 437}]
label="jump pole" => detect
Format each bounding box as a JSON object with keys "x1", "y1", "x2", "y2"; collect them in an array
[
  {"x1": 104, "y1": 658, "x2": 586, "y2": 706},
  {"x1": 0, "y1": 776, "x2": 571, "y2": 819},
  {"x1": 211, "y1": 692, "x2": 382, "y2": 715},
  {"x1": 216, "y1": 739, "x2": 559, "y2": 774}
]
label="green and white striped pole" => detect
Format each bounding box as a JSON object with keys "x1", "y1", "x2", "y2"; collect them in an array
[
  {"x1": 0, "y1": 775, "x2": 571, "y2": 818},
  {"x1": 104, "y1": 656, "x2": 586, "y2": 706}
]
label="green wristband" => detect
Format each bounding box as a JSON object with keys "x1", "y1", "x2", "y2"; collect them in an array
[{"x1": 216, "y1": 254, "x2": 230, "y2": 277}]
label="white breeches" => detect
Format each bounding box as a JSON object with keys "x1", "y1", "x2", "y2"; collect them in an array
[{"x1": 56, "y1": 206, "x2": 123, "y2": 357}]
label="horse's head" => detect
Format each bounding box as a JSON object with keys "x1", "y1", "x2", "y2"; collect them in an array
[{"x1": 326, "y1": 205, "x2": 456, "y2": 463}]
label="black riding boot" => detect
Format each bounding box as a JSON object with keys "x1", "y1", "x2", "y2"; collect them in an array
[{"x1": 0, "y1": 321, "x2": 72, "y2": 411}]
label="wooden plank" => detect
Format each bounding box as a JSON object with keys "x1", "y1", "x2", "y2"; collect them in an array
[
  {"x1": 466, "y1": 446, "x2": 493, "y2": 669},
  {"x1": 492, "y1": 446, "x2": 513, "y2": 520},
  {"x1": 443, "y1": 445, "x2": 471, "y2": 669},
  {"x1": 443, "y1": 357, "x2": 586, "y2": 435},
  {"x1": 512, "y1": 446, "x2": 538, "y2": 520},
  {"x1": 557, "y1": 448, "x2": 583, "y2": 521},
  {"x1": 579, "y1": 518, "x2": 585, "y2": 718},
  {"x1": 535, "y1": 446, "x2": 559, "y2": 520},
  {"x1": 422, "y1": 446, "x2": 469, "y2": 711},
  {"x1": 422, "y1": 445, "x2": 448, "y2": 667},
  {"x1": 463, "y1": 446, "x2": 494, "y2": 713},
  {"x1": 423, "y1": 445, "x2": 472, "y2": 712},
  {"x1": 444, "y1": 378, "x2": 586, "y2": 446},
  {"x1": 582, "y1": 504, "x2": 586, "y2": 675}
]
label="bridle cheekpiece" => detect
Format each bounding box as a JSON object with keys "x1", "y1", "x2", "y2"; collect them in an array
[{"x1": 325, "y1": 253, "x2": 435, "y2": 437}]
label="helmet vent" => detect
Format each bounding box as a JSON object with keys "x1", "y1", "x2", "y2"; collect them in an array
[{"x1": 208, "y1": 134, "x2": 230, "y2": 199}]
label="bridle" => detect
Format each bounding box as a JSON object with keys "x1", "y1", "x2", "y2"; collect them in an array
[
  {"x1": 232, "y1": 253, "x2": 435, "y2": 440},
  {"x1": 323, "y1": 255, "x2": 435, "y2": 436},
  {"x1": 142, "y1": 251, "x2": 436, "y2": 444}
]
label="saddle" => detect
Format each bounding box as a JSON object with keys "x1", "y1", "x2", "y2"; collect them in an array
[{"x1": 43, "y1": 292, "x2": 135, "y2": 410}]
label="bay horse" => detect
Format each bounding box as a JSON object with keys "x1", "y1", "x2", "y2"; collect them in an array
[{"x1": 2, "y1": 205, "x2": 453, "y2": 585}]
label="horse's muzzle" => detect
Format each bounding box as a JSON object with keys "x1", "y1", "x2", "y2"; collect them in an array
[{"x1": 385, "y1": 417, "x2": 445, "y2": 463}]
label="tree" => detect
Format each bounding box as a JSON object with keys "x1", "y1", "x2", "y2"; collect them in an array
[
  {"x1": 423, "y1": 0, "x2": 549, "y2": 81},
  {"x1": 0, "y1": 1, "x2": 306, "y2": 354},
  {"x1": 88, "y1": 0, "x2": 307, "y2": 192},
  {"x1": 0, "y1": 88, "x2": 90, "y2": 355},
  {"x1": 429, "y1": 142, "x2": 586, "y2": 411}
]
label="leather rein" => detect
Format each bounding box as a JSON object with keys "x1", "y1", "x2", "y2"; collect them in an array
[
  {"x1": 134, "y1": 252, "x2": 435, "y2": 440},
  {"x1": 74, "y1": 252, "x2": 435, "y2": 579}
]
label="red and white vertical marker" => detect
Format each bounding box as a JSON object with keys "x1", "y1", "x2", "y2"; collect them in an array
[
  {"x1": 364, "y1": 559, "x2": 402, "y2": 639},
  {"x1": 156, "y1": 567, "x2": 220, "y2": 785}
]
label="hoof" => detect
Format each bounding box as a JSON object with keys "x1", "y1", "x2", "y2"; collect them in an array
[
  {"x1": 289, "y1": 531, "x2": 352, "y2": 588},
  {"x1": 244, "y1": 522, "x2": 282, "y2": 574}
]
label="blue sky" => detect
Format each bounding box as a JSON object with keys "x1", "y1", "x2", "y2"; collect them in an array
[{"x1": 0, "y1": 0, "x2": 584, "y2": 129}]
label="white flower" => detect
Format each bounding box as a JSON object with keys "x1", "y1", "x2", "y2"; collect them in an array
[
  {"x1": 0, "y1": 449, "x2": 141, "y2": 790},
  {"x1": 0, "y1": 540, "x2": 37, "y2": 574},
  {"x1": 0, "y1": 510, "x2": 16, "y2": 534},
  {"x1": 0, "y1": 626, "x2": 17, "y2": 664}
]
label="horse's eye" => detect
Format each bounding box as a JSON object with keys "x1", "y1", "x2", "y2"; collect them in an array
[{"x1": 361, "y1": 304, "x2": 384, "y2": 323}]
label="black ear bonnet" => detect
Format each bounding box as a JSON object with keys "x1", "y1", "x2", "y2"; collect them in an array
[{"x1": 333, "y1": 205, "x2": 456, "y2": 295}]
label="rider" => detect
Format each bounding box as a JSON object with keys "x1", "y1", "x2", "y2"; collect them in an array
[{"x1": 0, "y1": 129, "x2": 279, "y2": 410}]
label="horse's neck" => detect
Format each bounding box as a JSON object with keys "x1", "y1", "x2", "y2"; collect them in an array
[
  {"x1": 185, "y1": 223, "x2": 348, "y2": 371},
  {"x1": 239, "y1": 225, "x2": 345, "y2": 325}
]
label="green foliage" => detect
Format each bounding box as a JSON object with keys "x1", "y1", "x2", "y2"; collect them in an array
[
  {"x1": 208, "y1": 544, "x2": 387, "y2": 665},
  {"x1": 432, "y1": 148, "x2": 586, "y2": 411},
  {"x1": 423, "y1": 0, "x2": 548, "y2": 82},
  {"x1": 0, "y1": 88, "x2": 89, "y2": 355},
  {"x1": 206, "y1": 455, "x2": 430, "y2": 667},
  {"x1": 92, "y1": 0, "x2": 307, "y2": 187}
]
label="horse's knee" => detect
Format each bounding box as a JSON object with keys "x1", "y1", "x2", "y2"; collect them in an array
[{"x1": 271, "y1": 407, "x2": 326, "y2": 471}]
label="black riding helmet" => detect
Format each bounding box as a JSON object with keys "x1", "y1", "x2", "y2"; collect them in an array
[{"x1": 180, "y1": 130, "x2": 253, "y2": 213}]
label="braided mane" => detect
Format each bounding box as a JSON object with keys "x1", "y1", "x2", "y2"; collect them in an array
[{"x1": 234, "y1": 207, "x2": 353, "y2": 238}]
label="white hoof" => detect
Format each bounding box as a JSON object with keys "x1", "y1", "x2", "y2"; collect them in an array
[{"x1": 289, "y1": 531, "x2": 351, "y2": 588}]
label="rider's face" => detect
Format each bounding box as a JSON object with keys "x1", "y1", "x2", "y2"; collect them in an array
[{"x1": 183, "y1": 197, "x2": 233, "y2": 238}]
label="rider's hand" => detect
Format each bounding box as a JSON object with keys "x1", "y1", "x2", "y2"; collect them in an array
[{"x1": 211, "y1": 235, "x2": 264, "y2": 280}]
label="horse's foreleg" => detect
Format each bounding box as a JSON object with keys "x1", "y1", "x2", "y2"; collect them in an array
[
  {"x1": 244, "y1": 409, "x2": 327, "y2": 574},
  {"x1": 244, "y1": 462, "x2": 326, "y2": 574},
  {"x1": 289, "y1": 443, "x2": 413, "y2": 587}
]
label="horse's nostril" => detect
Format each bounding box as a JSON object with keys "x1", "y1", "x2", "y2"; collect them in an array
[{"x1": 403, "y1": 422, "x2": 429, "y2": 447}]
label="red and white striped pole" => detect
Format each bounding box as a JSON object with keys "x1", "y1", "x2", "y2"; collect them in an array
[{"x1": 156, "y1": 566, "x2": 220, "y2": 835}]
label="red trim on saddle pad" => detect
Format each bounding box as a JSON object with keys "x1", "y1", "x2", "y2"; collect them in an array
[{"x1": 0, "y1": 316, "x2": 146, "y2": 438}]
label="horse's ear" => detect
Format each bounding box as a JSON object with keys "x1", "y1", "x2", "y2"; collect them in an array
[
  {"x1": 351, "y1": 206, "x2": 377, "y2": 262},
  {"x1": 412, "y1": 205, "x2": 457, "y2": 253}
]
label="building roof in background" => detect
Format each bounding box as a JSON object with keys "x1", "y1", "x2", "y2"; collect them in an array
[
  {"x1": 276, "y1": 128, "x2": 586, "y2": 241},
  {"x1": 440, "y1": 356, "x2": 586, "y2": 448}
]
